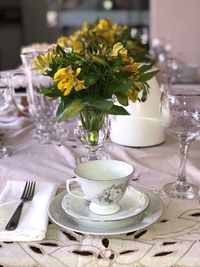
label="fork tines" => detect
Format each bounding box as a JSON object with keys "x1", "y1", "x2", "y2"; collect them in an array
[{"x1": 21, "y1": 181, "x2": 36, "y2": 200}]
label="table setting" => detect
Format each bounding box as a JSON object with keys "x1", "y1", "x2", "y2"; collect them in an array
[
  {"x1": 0, "y1": 109, "x2": 200, "y2": 266},
  {"x1": 0, "y1": 116, "x2": 200, "y2": 266},
  {"x1": 0, "y1": 18, "x2": 200, "y2": 267}
]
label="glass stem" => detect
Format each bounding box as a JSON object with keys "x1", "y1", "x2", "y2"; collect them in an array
[
  {"x1": 177, "y1": 139, "x2": 191, "y2": 185},
  {"x1": 0, "y1": 142, "x2": 6, "y2": 153}
]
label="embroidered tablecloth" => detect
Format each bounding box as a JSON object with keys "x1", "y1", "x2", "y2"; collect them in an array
[{"x1": 0, "y1": 117, "x2": 200, "y2": 267}]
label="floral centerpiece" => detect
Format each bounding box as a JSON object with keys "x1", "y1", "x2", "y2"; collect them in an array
[{"x1": 33, "y1": 19, "x2": 158, "y2": 161}]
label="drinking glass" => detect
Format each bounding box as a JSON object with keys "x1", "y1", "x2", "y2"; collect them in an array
[
  {"x1": 0, "y1": 72, "x2": 14, "y2": 158},
  {"x1": 160, "y1": 87, "x2": 200, "y2": 199}
]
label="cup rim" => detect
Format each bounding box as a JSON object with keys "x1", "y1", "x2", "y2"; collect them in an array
[{"x1": 74, "y1": 159, "x2": 134, "y2": 181}]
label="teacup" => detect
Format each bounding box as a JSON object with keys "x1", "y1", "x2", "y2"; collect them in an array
[{"x1": 66, "y1": 160, "x2": 134, "y2": 215}]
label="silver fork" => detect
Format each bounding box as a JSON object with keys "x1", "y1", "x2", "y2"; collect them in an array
[{"x1": 5, "y1": 181, "x2": 36, "y2": 231}]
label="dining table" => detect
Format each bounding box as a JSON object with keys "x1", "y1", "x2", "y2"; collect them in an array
[{"x1": 0, "y1": 107, "x2": 200, "y2": 267}]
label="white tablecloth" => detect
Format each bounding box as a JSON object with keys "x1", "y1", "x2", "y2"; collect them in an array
[{"x1": 0, "y1": 116, "x2": 200, "y2": 267}]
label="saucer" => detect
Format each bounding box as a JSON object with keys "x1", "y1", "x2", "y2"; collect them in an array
[
  {"x1": 48, "y1": 187, "x2": 164, "y2": 235},
  {"x1": 61, "y1": 186, "x2": 149, "y2": 222}
]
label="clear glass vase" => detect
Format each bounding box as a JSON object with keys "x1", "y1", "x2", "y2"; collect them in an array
[{"x1": 74, "y1": 106, "x2": 110, "y2": 163}]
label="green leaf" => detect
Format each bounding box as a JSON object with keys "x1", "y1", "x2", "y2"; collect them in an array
[
  {"x1": 90, "y1": 114, "x2": 105, "y2": 131},
  {"x1": 41, "y1": 87, "x2": 62, "y2": 97},
  {"x1": 139, "y1": 63, "x2": 153, "y2": 73},
  {"x1": 141, "y1": 87, "x2": 148, "y2": 102},
  {"x1": 86, "y1": 96, "x2": 113, "y2": 110},
  {"x1": 41, "y1": 88, "x2": 52, "y2": 95},
  {"x1": 139, "y1": 70, "x2": 159, "y2": 82},
  {"x1": 84, "y1": 72, "x2": 101, "y2": 87},
  {"x1": 116, "y1": 81, "x2": 133, "y2": 92},
  {"x1": 56, "y1": 44, "x2": 67, "y2": 56},
  {"x1": 57, "y1": 99, "x2": 85, "y2": 121},
  {"x1": 107, "y1": 80, "x2": 133, "y2": 97},
  {"x1": 107, "y1": 104, "x2": 130, "y2": 115},
  {"x1": 116, "y1": 92, "x2": 128, "y2": 106}
]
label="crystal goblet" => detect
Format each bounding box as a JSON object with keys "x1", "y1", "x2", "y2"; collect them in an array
[
  {"x1": 0, "y1": 72, "x2": 14, "y2": 158},
  {"x1": 160, "y1": 87, "x2": 200, "y2": 199}
]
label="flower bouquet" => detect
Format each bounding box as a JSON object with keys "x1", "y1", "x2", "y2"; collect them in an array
[{"x1": 33, "y1": 19, "x2": 158, "y2": 161}]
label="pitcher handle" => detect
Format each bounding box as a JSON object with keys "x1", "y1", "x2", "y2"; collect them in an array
[{"x1": 9, "y1": 70, "x2": 30, "y2": 117}]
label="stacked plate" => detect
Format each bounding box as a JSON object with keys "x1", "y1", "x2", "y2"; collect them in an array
[{"x1": 48, "y1": 186, "x2": 164, "y2": 235}]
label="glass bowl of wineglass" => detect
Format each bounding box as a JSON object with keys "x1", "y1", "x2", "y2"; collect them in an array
[
  {"x1": 160, "y1": 86, "x2": 200, "y2": 199},
  {"x1": 0, "y1": 72, "x2": 14, "y2": 158}
]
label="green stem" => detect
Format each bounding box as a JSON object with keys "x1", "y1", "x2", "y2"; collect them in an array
[{"x1": 80, "y1": 106, "x2": 106, "y2": 146}]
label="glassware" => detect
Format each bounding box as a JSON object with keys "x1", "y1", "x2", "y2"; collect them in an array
[
  {"x1": 160, "y1": 86, "x2": 200, "y2": 199},
  {"x1": 20, "y1": 51, "x2": 68, "y2": 144},
  {"x1": 0, "y1": 72, "x2": 14, "y2": 158},
  {"x1": 74, "y1": 106, "x2": 110, "y2": 163}
]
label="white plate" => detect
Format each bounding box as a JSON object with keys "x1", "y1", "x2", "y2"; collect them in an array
[
  {"x1": 61, "y1": 186, "x2": 149, "y2": 222},
  {"x1": 61, "y1": 186, "x2": 149, "y2": 228},
  {"x1": 48, "y1": 188, "x2": 164, "y2": 235}
]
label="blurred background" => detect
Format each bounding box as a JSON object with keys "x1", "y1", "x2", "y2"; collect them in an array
[{"x1": 0, "y1": 0, "x2": 200, "y2": 81}]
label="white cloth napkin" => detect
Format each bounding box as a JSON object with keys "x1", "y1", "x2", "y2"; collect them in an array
[{"x1": 0, "y1": 180, "x2": 57, "y2": 242}]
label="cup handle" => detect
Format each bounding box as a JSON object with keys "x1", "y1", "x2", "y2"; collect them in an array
[{"x1": 66, "y1": 178, "x2": 86, "y2": 199}]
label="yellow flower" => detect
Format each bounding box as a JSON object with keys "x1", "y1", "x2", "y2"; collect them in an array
[
  {"x1": 54, "y1": 66, "x2": 86, "y2": 96},
  {"x1": 134, "y1": 81, "x2": 145, "y2": 90},
  {"x1": 126, "y1": 88, "x2": 139, "y2": 102},
  {"x1": 54, "y1": 67, "x2": 72, "y2": 82},
  {"x1": 82, "y1": 22, "x2": 89, "y2": 32},
  {"x1": 57, "y1": 35, "x2": 84, "y2": 52},
  {"x1": 109, "y1": 42, "x2": 127, "y2": 57},
  {"x1": 109, "y1": 42, "x2": 134, "y2": 64},
  {"x1": 101, "y1": 31, "x2": 115, "y2": 43},
  {"x1": 57, "y1": 36, "x2": 69, "y2": 47},
  {"x1": 71, "y1": 40, "x2": 83, "y2": 52},
  {"x1": 33, "y1": 51, "x2": 54, "y2": 73},
  {"x1": 96, "y1": 19, "x2": 110, "y2": 30},
  {"x1": 112, "y1": 23, "x2": 128, "y2": 33},
  {"x1": 92, "y1": 19, "x2": 117, "y2": 43},
  {"x1": 121, "y1": 63, "x2": 140, "y2": 73}
]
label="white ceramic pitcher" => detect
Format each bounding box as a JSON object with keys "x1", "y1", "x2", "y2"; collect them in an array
[{"x1": 110, "y1": 77, "x2": 165, "y2": 147}]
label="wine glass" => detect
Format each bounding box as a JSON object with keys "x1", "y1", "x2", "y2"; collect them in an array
[
  {"x1": 0, "y1": 72, "x2": 14, "y2": 158},
  {"x1": 160, "y1": 86, "x2": 200, "y2": 199}
]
